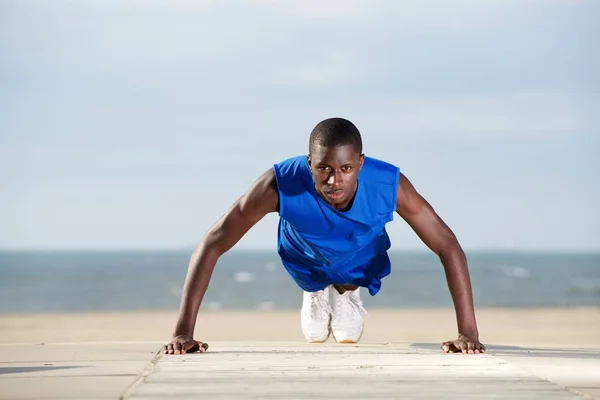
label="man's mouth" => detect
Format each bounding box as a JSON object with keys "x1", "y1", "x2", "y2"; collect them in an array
[{"x1": 325, "y1": 189, "x2": 344, "y2": 199}]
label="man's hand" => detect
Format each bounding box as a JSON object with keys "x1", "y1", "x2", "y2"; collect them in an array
[
  {"x1": 163, "y1": 335, "x2": 209, "y2": 355},
  {"x1": 441, "y1": 334, "x2": 485, "y2": 354}
]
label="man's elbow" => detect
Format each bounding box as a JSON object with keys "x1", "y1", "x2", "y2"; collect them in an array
[
  {"x1": 436, "y1": 237, "x2": 464, "y2": 259},
  {"x1": 194, "y1": 229, "x2": 226, "y2": 261}
]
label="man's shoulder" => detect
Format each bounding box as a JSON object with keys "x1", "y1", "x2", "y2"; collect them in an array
[
  {"x1": 361, "y1": 156, "x2": 400, "y2": 185},
  {"x1": 272, "y1": 155, "x2": 311, "y2": 189},
  {"x1": 273, "y1": 155, "x2": 309, "y2": 175},
  {"x1": 275, "y1": 154, "x2": 307, "y2": 166},
  {"x1": 363, "y1": 155, "x2": 399, "y2": 170},
  {"x1": 359, "y1": 156, "x2": 401, "y2": 210}
]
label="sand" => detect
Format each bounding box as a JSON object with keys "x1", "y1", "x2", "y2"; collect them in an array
[{"x1": 1, "y1": 307, "x2": 599, "y2": 347}]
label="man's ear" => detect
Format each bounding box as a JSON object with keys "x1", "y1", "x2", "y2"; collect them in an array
[
  {"x1": 307, "y1": 153, "x2": 312, "y2": 167},
  {"x1": 358, "y1": 153, "x2": 365, "y2": 169}
]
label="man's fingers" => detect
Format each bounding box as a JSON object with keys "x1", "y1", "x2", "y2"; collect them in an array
[
  {"x1": 190, "y1": 341, "x2": 209, "y2": 353},
  {"x1": 467, "y1": 341, "x2": 475, "y2": 354},
  {"x1": 184, "y1": 341, "x2": 197, "y2": 353},
  {"x1": 441, "y1": 342, "x2": 452, "y2": 353},
  {"x1": 187, "y1": 341, "x2": 202, "y2": 353},
  {"x1": 163, "y1": 340, "x2": 209, "y2": 355},
  {"x1": 441, "y1": 341, "x2": 459, "y2": 353},
  {"x1": 473, "y1": 341, "x2": 485, "y2": 353},
  {"x1": 180, "y1": 341, "x2": 192, "y2": 354},
  {"x1": 441, "y1": 338, "x2": 487, "y2": 355},
  {"x1": 174, "y1": 342, "x2": 183, "y2": 355},
  {"x1": 184, "y1": 341, "x2": 209, "y2": 353},
  {"x1": 200, "y1": 342, "x2": 209, "y2": 353}
]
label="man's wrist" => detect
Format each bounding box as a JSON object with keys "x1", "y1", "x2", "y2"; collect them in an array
[
  {"x1": 458, "y1": 331, "x2": 479, "y2": 340},
  {"x1": 173, "y1": 325, "x2": 194, "y2": 338}
]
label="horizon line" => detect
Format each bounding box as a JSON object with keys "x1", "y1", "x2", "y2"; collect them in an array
[{"x1": 0, "y1": 248, "x2": 598, "y2": 255}]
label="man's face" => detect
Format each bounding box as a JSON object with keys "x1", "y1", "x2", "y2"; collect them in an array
[{"x1": 308, "y1": 144, "x2": 364, "y2": 210}]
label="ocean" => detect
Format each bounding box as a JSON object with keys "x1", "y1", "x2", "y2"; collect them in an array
[{"x1": 0, "y1": 251, "x2": 598, "y2": 314}]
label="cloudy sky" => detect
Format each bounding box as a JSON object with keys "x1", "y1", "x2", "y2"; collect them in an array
[{"x1": 1, "y1": 0, "x2": 598, "y2": 252}]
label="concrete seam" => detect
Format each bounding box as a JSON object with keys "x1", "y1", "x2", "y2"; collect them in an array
[{"x1": 119, "y1": 346, "x2": 163, "y2": 399}]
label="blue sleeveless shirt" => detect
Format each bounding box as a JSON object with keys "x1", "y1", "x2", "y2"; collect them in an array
[{"x1": 273, "y1": 155, "x2": 400, "y2": 296}]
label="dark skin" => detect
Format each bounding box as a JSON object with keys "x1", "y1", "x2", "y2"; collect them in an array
[{"x1": 164, "y1": 144, "x2": 485, "y2": 355}]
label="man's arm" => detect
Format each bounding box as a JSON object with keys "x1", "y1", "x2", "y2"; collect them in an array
[
  {"x1": 164, "y1": 168, "x2": 279, "y2": 354},
  {"x1": 395, "y1": 173, "x2": 485, "y2": 354}
]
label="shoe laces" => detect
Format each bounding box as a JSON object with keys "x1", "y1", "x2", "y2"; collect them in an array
[
  {"x1": 308, "y1": 291, "x2": 332, "y2": 319},
  {"x1": 335, "y1": 290, "x2": 367, "y2": 321}
]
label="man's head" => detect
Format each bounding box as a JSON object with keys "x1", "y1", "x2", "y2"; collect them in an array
[{"x1": 307, "y1": 118, "x2": 365, "y2": 210}]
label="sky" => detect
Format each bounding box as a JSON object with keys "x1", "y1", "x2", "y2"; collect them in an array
[{"x1": 0, "y1": 0, "x2": 598, "y2": 252}]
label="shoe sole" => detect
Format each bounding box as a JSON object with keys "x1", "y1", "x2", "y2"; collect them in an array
[
  {"x1": 303, "y1": 327, "x2": 331, "y2": 343},
  {"x1": 332, "y1": 331, "x2": 363, "y2": 344}
]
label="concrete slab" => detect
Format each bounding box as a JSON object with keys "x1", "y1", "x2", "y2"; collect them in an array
[
  {"x1": 1, "y1": 342, "x2": 598, "y2": 399},
  {"x1": 124, "y1": 342, "x2": 600, "y2": 399},
  {"x1": 0, "y1": 341, "x2": 164, "y2": 362},
  {"x1": 0, "y1": 342, "x2": 161, "y2": 400},
  {"x1": 479, "y1": 345, "x2": 600, "y2": 399}
]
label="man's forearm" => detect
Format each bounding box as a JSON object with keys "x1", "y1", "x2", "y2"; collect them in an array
[
  {"x1": 439, "y1": 243, "x2": 479, "y2": 338},
  {"x1": 173, "y1": 243, "x2": 220, "y2": 337}
]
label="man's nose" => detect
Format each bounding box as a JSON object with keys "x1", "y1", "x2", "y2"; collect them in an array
[{"x1": 327, "y1": 171, "x2": 343, "y2": 186}]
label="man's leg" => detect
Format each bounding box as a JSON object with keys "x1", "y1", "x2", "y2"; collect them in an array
[
  {"x1": 332, "y1": 284, "x2": 359, "y2": 293},
  {"x1": 330, "y1": 284, "x2": 367, "y2": 343},
  {"x1": 301, "y1": 286, "x2": 333, "y2": 343}
]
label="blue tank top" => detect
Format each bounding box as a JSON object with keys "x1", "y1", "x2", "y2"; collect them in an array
[{"x1": 273, "y1": 155, "x2": 400, "y2": 295}]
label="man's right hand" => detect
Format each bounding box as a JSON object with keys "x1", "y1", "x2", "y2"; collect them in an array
[{"x1": 163, "y1": 335, "x2": 209, "y2": 355}]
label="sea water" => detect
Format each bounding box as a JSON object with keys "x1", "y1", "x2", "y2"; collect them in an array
[{"x1": 0, "y1": 251, "x2": 598, "y2": 314}]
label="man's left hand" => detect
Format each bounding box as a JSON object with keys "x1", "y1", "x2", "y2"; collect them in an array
[{"x1": 441, "y1": 334, "x2": 485, "y2": 354}]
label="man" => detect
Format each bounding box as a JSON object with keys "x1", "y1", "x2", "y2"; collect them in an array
[{"x1": 164, "y1": 117, "x2": 485, "y2": 355}]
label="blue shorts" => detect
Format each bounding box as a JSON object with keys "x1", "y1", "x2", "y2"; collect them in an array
[{"x1": 280, "y1": 252, "x2": 391, "y2": 296}]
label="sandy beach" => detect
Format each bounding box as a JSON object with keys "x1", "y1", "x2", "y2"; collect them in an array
[{"x1": 1, "y1": 307, "x2": 599, "y2": 347}]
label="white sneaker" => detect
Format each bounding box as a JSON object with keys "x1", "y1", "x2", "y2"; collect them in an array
[
  {"x1": 331, "y1": 287, "x2": 367, "y2": 343},
  {"x1": 300, "y1": 287, "x2": 332, "y2": 343}
]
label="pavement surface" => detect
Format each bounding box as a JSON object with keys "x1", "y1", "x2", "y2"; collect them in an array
[{"x1": 1, "y1": 341, "x2": 599, "y2": 399}]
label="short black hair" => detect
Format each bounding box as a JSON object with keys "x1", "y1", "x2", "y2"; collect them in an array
[{"x1": 309, "y1": 117, "x2": 363, "y2": 154}]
